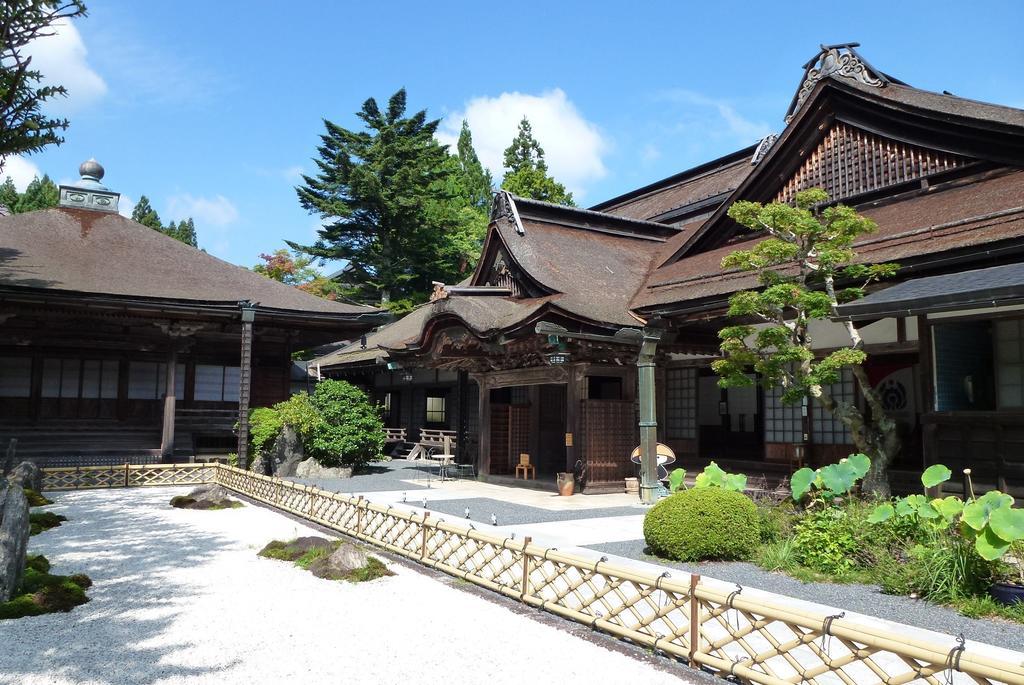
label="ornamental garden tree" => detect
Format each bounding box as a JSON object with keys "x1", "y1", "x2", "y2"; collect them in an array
[{"x1": 711, "y1": 188, "x2": 900, "y2": 496}]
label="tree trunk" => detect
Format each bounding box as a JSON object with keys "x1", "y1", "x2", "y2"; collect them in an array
[{"x1": 817, "y1": 377, "x2": 900, "y2": 499}]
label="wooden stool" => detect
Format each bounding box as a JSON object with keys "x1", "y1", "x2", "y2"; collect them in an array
[{"x1": 515, "y1": 453, "x2": 535, "y2": 480}]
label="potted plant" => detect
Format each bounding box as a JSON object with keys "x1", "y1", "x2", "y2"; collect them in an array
[{"x1": 991, "y1": 539, "x2": 1024, "y2": 605}]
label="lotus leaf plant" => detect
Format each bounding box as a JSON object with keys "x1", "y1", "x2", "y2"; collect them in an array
[
  {"x1": 869, "y1": 465, "x2": 1024, "y2": 565},
  {"x1": 668, "y1": 461, "x2": 747, "y2": 493},
  {"x1": 790, "y1": 453, "x2": 870, "y2": 506}
]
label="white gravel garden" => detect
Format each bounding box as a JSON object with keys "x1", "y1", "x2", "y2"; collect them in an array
[{"x1": 0, "y1": 487, "x2": 698, "y2": 685}]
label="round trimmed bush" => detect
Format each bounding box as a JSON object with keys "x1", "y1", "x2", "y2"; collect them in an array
[{"x1": 643, "y1": 487, "x2": 759, "y2": 561}]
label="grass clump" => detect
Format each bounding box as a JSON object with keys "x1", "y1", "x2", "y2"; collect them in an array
[
  {"x1": 0, "y1": 554, "x2": 91, "y2": 620},
  {"x1": 29, "y1": 511, "x2": 67, "y2": 536},
  {"x1": 644, "y1": 487, "x2": 759, "y2": 562},
  {"x1": 23, "y1": 488, "x2": 52, "y2": 507}
]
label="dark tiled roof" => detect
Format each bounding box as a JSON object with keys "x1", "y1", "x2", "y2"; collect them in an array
[
  {"x1": 591, "y1": 149, "x2": 755, "y2": 222},
  {"x1": 843, "y1": 78, "x2": 1024, "y2": 130},
  {"x1": 634, "y1": 171, "x2": 1024, "y2": 312},
  {"x1": 315, "y1": 295, "x2": 553, "y2": 368},
  {"x1": 834, "y1": 261, "x2": 1024, "y2": 320},
  {"x1": 0, "y1": 207, "x2": 376, "y2": 316},
  {"x1": 495, "y1": 199, "x2": 667, "y2": 327}
]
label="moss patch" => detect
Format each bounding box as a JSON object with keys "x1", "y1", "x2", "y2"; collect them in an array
[
  {"x1": 259, "y1": 538, "x2": 392, "y2": 583},
  {"x1": 0, "y1": 554, "x2": 91, "y2": 620},
  {"x1": 23, "y1": 488, "x2": 52, "y2": 507},
  {"x1": 169, "y1": 495, "x2": 243, "y2": 510},
  {"x1": 29, "y1": 512, "x2": 67, "y2": 536}
]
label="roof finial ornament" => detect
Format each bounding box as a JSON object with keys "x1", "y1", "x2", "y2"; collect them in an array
[
  {"x1": 785, "y1": 43, "x2": 894, "y2": 123},
  {"x1": 59, "y1": 159, "x2": 120, "y2": 213}
]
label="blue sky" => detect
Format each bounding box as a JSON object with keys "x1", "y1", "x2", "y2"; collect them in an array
[{"x1": 7, "y1": 0, "x2": 1024, "y2": 270}]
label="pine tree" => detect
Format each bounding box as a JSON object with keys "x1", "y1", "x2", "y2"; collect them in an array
[
  {"x1": 173, "y1": 217, "x2": 198, "y2": 247},
  {"x1": 500, "y1": 117, "x2": 574, "y2": 206},
  {"x1": 14, "y1": 175, "x2": 58, "y2": 212},
  {"x1": 456, "y1": 120, "x2": 493, "y2": 211},
  {"x1": 0, "y1": 178, "x2": 18, "y2": 211},
  {"x1": 131, "y1": 195, "x2": 163, "y2": 229},
  {"x1": 0, "y1": 1, "x2": 88, "y2": 172},
  {"x1": 292, "y1": 88, "x2": 486, "y2": 312}
]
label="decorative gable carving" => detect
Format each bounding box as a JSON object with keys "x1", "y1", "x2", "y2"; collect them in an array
[
  {"x1": 786, "y1": 44, "x2": 892, "y2": 123},
  {"x1": 483, "y1": 247, "x2": 523, "y2": 297},
  {"x1": 775, "y1": 121, "x2": 971, "y2": 205}
]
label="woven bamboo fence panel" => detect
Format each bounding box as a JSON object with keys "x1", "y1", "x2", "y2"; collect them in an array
[
  {"x1": 208, "y1": 465, "x2": 1024, "y2": 685},
  {"x1": 43, "y1": 463, "x2": 214, "y2": 490},
  {"x1": 39, "y1": 463, "x2": 1024, "y2": 684}
]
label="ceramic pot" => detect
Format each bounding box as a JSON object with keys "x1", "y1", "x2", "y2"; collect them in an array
[{"x1": 556, "y1": 472, "x2": 575, "y2": 496}]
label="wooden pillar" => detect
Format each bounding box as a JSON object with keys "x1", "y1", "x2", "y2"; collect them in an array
[
  {"x1": 236, "y1": 304, "x2": 256, "y2": 468},
  {"x1": 476, "y1": 375, "x2": 491, "y2": 475},
  {"x1": 527, "y1": 384, "x2": 541, "y2": 466},
  {"x1": 160, "y1": 348, "x2": 178, "y2": 458},
  {"x1": 456, "y1": 370, "x2": 469, "y2": 463},
  {"x1": 565, "y1": 365, "x2": 584, "y2": 473}
]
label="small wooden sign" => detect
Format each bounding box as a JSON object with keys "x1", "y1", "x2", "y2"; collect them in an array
[{"x1": 564, "y1": 432, "x2": 573, "y2": 447}]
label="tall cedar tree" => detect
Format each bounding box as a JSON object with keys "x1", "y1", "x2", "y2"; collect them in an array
[
  {"x1": 0, "y1": 1, "x2": 88, "y2": 172},
  {"x1": 292, "y1": 89, "x2": 485, "y2": 313},
  {"x1": 131, "y1": 194, "x2": 199, "y2": 247},
  {"x1": 456, "y1": 120, "x2": 493, "y2": 211},
  {"x1": 711, "y1": 188, "x2": 900, "y2": 496},
  {"x1": 500, "y1": 117, "x2": 574, "y2": 206}
]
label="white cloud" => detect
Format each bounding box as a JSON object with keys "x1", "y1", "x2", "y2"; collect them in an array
[
  {"x1": 165, "y1": 194, "x2": 239, "y2": 226},
  {"x1": 25, "y1": 18, "x2": 106, "y2": 112},
  {"x1": 118, "y1": 193, "x2": 135, "y2": 218},
  {"x1": 0, "y1": 156, "x2": 43, "y2": 191},
  {"x1": 438, "y1": 89, "x2": 608, "y2": 199},
  {"x1": 656, "y1": 89, "x2": 773, "y2": 145}
]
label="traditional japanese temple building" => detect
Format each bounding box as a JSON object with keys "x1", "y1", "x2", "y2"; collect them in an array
[
  {"x1": 0, "y1": 161, "x2": 385, "y2": 464},
  {"x1": 323, "y1": 44, "x2": 1024, "y2": 495}
]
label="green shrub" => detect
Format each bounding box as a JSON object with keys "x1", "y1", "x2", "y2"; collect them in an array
[
  {"x1": 643, "y1": 488, "x2": 759, "y2": 562},
  {"x1": 756, "y1": 538, "x2": 797, "y2": 572},
  {"x1": 914, "y1": 532, "x2": 995, "y2": 603},
  {"x1": 306, "y1": 380, "x2": 386, "y2": 469},
  {"x1": 792, "y1": 508, "x2": 860, "y2": 575},
  {"x1": 756, "y1": 502, "x2": 794, "y2": 544},
  {"x1": 248, "y1": 407, "x2": 283, "y2": 460},
  {"x1": 247, "y1": 380, "x2": 386, "y2": 470}
]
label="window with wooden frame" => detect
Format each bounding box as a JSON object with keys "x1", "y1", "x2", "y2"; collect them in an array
[
  {"x1": 996, "y1": 318, "x2": 1024, "y2": 408},
  {"x1": 665, "y1": 367, "x2": 697, "y2": 439},
  {"x1": 812, "y1": 367, "x2": 854, "y2": 444},
  {"x1": 764, "y1": 384, "x2": 804, "y2": 443},
  {"x1": 425, "y1": 395, "x2": 446, "y2": 424},
  {"x1": 44, "y1": 359, "x2": 120, "y2": 399},
  {"x1": 194, "y1": 364, "x2": 241, "y2": 402},
  {"x1": 0, "y1": 357, "x2": 32, "y2": 398}
]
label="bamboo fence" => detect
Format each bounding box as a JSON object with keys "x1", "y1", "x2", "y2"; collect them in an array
[{"x1": 42, "y1": 463, "x2": 1024, "y2": 685}]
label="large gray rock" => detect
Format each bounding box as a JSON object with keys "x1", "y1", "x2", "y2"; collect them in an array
[
  {"x1": 170, "y1": 484, "x2": 241, "y2": 510},
  {"x1": 269, "y1": 426, "x2": 305, "y2": 478},
  {"x1": 294, "y1": 458, "x2": 353, "y2": 480},
  {"x1": 308, "y1": 541, "x2": 369, "y2": 579},
  {"x1": 1, "y1": 439, "x2": 16, "y2": 477},
  {"x1": 7, "y1": 461, "x2": 42, "y2": 493},
  {"x1": 0, "y1": 481, "x2": 29, "y2": 601}
]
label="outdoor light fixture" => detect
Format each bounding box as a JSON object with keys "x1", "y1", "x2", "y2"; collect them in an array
[
  {"x1": 401, "y1": 370, "x2": 414, "y2": 382},
  {"x1": 239, "y1": 300, "x2": 256, "y2": 323},
  {"x1": 544, "y1": 334, "x2": 571, "y2": 365}
]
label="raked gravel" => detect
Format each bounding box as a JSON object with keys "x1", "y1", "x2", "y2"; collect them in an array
[{"x1": 1, "y1": 487, "x2": 707, "y2": 685}]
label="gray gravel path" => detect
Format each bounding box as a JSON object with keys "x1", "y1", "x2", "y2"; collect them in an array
[
  {"x1": 291, "y1": 458, "x2": 431, "y2": 492},
  {"x1": 589, "y1": 539, "x2": 1024, "y2": 652},
  {"x1": 418, "y1": 497, "x2": 640, "y2": 526}
]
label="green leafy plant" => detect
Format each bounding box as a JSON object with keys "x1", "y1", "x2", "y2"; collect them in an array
[
  {"x1": 792, "y1": 507, "x2": 860, "y2": 575},
  {"x1": 790, "y1": 453, "x2": 870, "y2": 505},
  {"x1": 668, "y1": 468, "x2": 686, "y2": 493},
  {"x1": 869, "y1": 465, "x2": 1024, "y2": 563},
  {"x1": 693, "y1": 461, "x2": 747, "y2": 491},
  {"x1": 643, "y1": 487, "x2": 759, "y2": 562}
]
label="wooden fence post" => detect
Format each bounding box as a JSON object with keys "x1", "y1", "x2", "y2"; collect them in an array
[
  {"x1": 420, "y1": 512, "x2": 430, "y2": 560},
  {"x1": 356, "y1": 496, "x2": 364, "y2": 537},
  {"x1": 689, "y1": 574, "x2": 701, "y2": 667},
  {"x1": 124, "y1": 462, "x2": 129, "y2": 487},
  {"x1": 521, "y1": 536, "x2": 532, "y2": 600}
]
